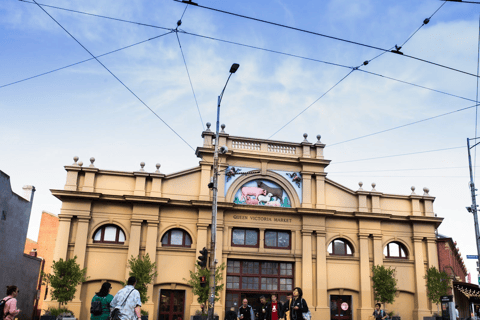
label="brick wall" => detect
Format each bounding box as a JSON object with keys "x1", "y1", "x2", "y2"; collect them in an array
[{"x1": 437, "y1": 237, "x2": 467, "y2": 282}]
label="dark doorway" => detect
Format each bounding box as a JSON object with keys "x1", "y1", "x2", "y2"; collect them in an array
[
  {"x1": 226, "y1": 292, "x2": 290, "y2": 317},
  {"x1": 159, "y1": 290, "x2": 185, "y2": 320},
  {"x1": 330, "y1": 295, "x2": 352, "y2": 320}
]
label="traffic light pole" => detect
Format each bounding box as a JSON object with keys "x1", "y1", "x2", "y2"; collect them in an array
[{"x1": 467, "y1": 138, "x2": 480, "y2": 285}]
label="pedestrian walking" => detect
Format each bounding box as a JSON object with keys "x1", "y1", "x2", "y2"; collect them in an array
[
  {"x1": 225, "y1": 307, "x2": 238, "y2": 320},
  {"x1": 1, "y1": 286, "x2": 21, "y2": 320},
  {"x1": 284, "y1": 288, "x2": 308, "y2": 320},
  {"x1": 257, "y1": 296, "x2": 268, "y2": 320},
  {"x1": 110, "y1": 276, "x2": 142, "y2": 320},
  {"x1": 372, "y1": 303, "x2": 386, "y2": 320},
  {"x1": 91, "y1": 282, "x2": 114, "y2": 320},
  {"x1": 282, "y1": 294, "x2": 292, "y2": 320},
  {"x1": 266, "y1": 294, "x2": 283, "y2": 320},
  {"x1": 238, "y1": 298, "x2": 255, "y2": 320}
]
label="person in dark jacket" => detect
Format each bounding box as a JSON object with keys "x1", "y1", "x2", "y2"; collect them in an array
[
  {"x1": 266, "y1": 294, "x2": 284, "y2": 320},
  {"x1": 257, "y1": 296, "x2": 268, "y2": 320},
  {"x1": 284, "y1": 288, "x2": 308, "y2": 320},
  {"x1": 238, "y1": 299, "x2": 255, "y2": 320},
  {"x1": 225, "y1": 307, "x2": 238, "y2": 320}
]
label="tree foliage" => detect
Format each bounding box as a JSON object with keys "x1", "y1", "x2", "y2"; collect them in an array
[
  {"x1": 42, "y1": 256, "x2": 87, "y2": 305},
  {"x1": 184, "y1": 262, "x2": 226, "y2": 309},
  {"x1": 424, "y1": 266, "x2": 450, "y2": 304},
  {"x1": 372, "y1": 265, "x2": 398, "y2": 305},
  {"x1": 125, "y1": 253, "x2": 158, "y2": 304}
]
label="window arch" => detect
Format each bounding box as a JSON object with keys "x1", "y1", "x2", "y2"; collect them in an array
[
  {"x1": 327, "y1": 238, "x2": 353, "y2": 256},
  {"x1": 384, "y1": 242, "x2": 408, "y2": 258},
  {"x1": 93, "y1": 224, "x2": 126, "y2": 244},
  {"x1": 161, "y1": 229, "x2": 192, "y2": 247}
]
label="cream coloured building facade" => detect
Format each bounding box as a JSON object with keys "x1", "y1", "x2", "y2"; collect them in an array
[{"x1": 47, "y1": 127, "x2": 442, "y2": 320}]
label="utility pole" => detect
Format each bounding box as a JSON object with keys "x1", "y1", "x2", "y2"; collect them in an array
[{"x1": 466, "y1": 138, "x2": 480, "y2": 286}]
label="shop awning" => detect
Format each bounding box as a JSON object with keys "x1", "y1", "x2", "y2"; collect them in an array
[{"x1": 454, "y1": 281, "x2": 480, "y2": 299}]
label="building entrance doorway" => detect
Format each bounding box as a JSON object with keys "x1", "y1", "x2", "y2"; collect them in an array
[
  {"x1": 158, "y1": 290, "x2": 185, "y2": 320},
  {"x1": 330, "y1": 295, "x2": 352, "y2": 320}
]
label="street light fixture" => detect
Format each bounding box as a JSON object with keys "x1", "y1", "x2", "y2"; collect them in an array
[{"x1": 208, "y1": 63, "x2": 240, "y2": 320}]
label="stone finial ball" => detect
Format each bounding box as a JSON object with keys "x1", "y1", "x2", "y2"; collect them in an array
[
  {"x1": 206, "y1": 122, "x2": 211, "y2": 129},
  {"x1": 372, "y1": 182, "x2": 376, "y2": 189},
  {"x1": 73, "y1": 156, "x2": 79, "y2": 162},
  {"x1": 359, "y1": 181, "x2": 363, "y2": 187},
  {"x1": 78, "y1": 161, "x2": 83, "y2": 167},
  {"x1": 423, "y1": 187, "x2": 430, "y2": 194},
  {"x1": 316, "y1": 135, "x2": 321, "y2": 141},
  {"x1": 90, "y1": 157, "x2": 95, "y2": 164},
  {"x1": 140, "y1": 162, "x2": 145, "y2": 168},
  {"x1": 303, "y1": 133, "x2": 308, "y2": 139},
  {"x1": 221, "y1": 124, "x2": 226, "y2": 130},
  {"x1": 411, "y1": 186, "x2": 415, "y2": 191},
  {"x1": 156, "y1": 163, "x2": 161, "y2": 169}
]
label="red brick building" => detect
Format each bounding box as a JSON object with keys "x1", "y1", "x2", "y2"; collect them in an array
[{"x1": 24, "y1": 211, "x2": 59, "y2": 314}]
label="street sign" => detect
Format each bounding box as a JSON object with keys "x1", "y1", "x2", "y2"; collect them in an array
[{"x1": 467, "y1": 255, "x2": 479, "y2": 259}]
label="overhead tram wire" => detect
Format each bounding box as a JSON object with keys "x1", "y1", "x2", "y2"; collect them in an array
[
  {"x1": 268, "y1": 2, "x2": 450, "y2": 139},
  {"x1": 328, "y1": 103, "x2": 480, "y2": 147},
  {"x1": 30, "y1": 0, "x2": 195, "y2": 151},
  {"x1": 0, "y1": 31, "x2": 175, "y2": 89},
  {"x1": 13, "y1": 2, "x2": 472, "y2": 104},
  {"x1": 174, "y1": 10, "x2": 205, "y2": 131},
  {"x1": 329, "y1": 165, "x2": 478, "y2": 174},
  {"x1": 175, "y1": 0, "x2": 480, "y2": 78},
  {"x1": 333, "y1": 146, "x2": 464, "y2": 164},
  {"x1": 268, "y1": 69, "x2": 356, "y2": 139},
  {"x1": 19, "y1": 0, "x2": 172, "y2": 31}
]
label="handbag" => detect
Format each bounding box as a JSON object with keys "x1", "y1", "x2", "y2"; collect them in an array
[
  {"x1": 300, "y1": 299, "x2": 311, "y2": 320},
  {"x1": 110, "y1": 289, "x2": 135, "y2": 320}
]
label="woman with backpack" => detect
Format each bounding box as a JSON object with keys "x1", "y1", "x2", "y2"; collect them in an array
[
  {"x1": 284, "y1": 287, "x2": 309, "y2": 320},
  {"x1": 1, "y1": 285, "x2": 21, "y2": 320},
  {"x1": 373, "y1": 303, "x2": 387, "y2": 320},
  {"x1": 91, "y1": 282, "x2": 114, "y2": 320}
]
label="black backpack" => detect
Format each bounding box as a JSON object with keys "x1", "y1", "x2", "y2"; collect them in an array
[
  {"x1": 0, "y1": 298, "x2": 12, "y2": 319},
  {"x1": 90, "y1": 297, "x2": 103, "y2": 316}
]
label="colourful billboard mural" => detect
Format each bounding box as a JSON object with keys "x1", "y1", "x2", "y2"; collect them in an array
[{"x1": 233, "y1": 180, "x2": 291, "y2": 207}]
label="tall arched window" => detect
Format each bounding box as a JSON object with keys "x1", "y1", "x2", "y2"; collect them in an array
[
  {"x1": 384, "y1": 242, "x2": 408, "y2": 258},
  {"x1": 93, "y1": 225, "x2": 126, "y2": 244},
  {"x1": 327, "y1": 238, "x2": 353, "y2": 256},
  {"x1": 161, "y1": 229, "x2": 192, "y2": 247}
]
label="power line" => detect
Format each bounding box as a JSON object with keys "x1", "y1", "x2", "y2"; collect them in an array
[
  {"x1": 329, "y1": 165, "x2": 474, "y2": 174},
  {"x1": 19, "y1": 0, "x2": 173, "y2": 31},
  {"x1": 30, "y1": 0, "x2": 195, "y2": 151},
  {"x1": 1, "y1": 31, "x2": 174, "y2": 89},
  {"x1": 329, "y1": 174, "x2": 468, "y2": 178},
  {"x1": 333, "y1": 146, "x2": 464, "y2": 164},
  {"x1": 268, "y1": 69, "x2": 356, "y2": 139},
  {"x1": 175, "y1": 32, "x2": 205, "y2": 130},
  {"x1": 328, "y1": 103, "x2": 479, "y2": 147},
  {"x1": 177, "y1": 0, "x2": 480, "y2": 78},
  {"x1": 13, "y1": 2, "x2": 473, "y2": 105}
]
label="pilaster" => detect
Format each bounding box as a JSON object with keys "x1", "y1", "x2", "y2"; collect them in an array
[
  {"x1": 126, "y1": 220, "x2": 142, "y2": 279},
  {"x1": 315, "y1": 175, "x2": 326, "y2": 209},
  {"x1": 52, "y1": 215, "x2": 73, "y2": 262},
  {"x1": 150, "y1": 168, "x2": 165, "y2": 197},
  {"x1": 426, "y1": 237, "x2": 438, "y2": 268},
  {"x1": 316, "y1": 232, "x2": 329, "y2": 318},
  {"x1": 413, "y1": 236, "x2": 429, "y2": 320},
  {"x1": 301, "y1": 230, "x2": 313, "y2": 303},
  {"x1": 358, "y1": 233, "x2": 372, "y2": 320},
  {"x1": 302, "y1": 173, "x2": 312, "y2": 208},
  {"x1": 64, "y1": 165, "x2": 81, "y2": 191},
  {"x1": 199, "y1": 163, "x2": 211, "y2": 201},
  {"x1": 144, "y1": 221, "x2": 159, "y2": 318},
  {"x1": 134, "y1": 170, "x2": 149, "y2": 196},
  {"x1": 372, "y1": 235, "x2": 383, "y2": 266}
]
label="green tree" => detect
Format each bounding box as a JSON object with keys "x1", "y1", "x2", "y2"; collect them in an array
[
  {"x1": 42, "y1": 256, "x2": 87, "y2": 306},
  {"x1": 425, "y1": 266, "x2": 450, "y2": 312},
  {"x1": 372, "y1": 265, "x2": 397, "y2": 312},
  {"x1": 125, "y1": 253, "x2": 158, "y2": 304},
  {"x1": 184, "y1": 262, "x2": 226, "y2": 311}
]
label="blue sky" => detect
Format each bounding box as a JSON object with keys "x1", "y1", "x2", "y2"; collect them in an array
[{"x1": 2, "y1": 0, "x2": 480, "y2": 279}]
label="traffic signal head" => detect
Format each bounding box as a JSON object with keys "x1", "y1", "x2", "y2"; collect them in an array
[
  {"x1": 198, "y1": 247, "x2": 208, "y2": 268},
  {"x1": 200, "y1": 276, "x2": 207, "y2": 288}
]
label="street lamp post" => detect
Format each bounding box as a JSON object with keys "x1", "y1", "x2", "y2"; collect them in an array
[{"x1": 208, "y1": 63, "x2": 240, "y2": 320}]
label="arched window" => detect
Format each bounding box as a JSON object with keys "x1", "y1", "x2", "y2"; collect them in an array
[
  {"x1": 328, "y1": 239, "x2": 353, "y2": 256},
  {"x1": 161, "y1": 229, "x2": 192, "y2": 247},
  {"x1": 384, "y1": 242, "x2": 408, "y2": 258},
  {"x1": 93, "y1": 225, "x2": 126, "y2": 244}
]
